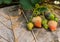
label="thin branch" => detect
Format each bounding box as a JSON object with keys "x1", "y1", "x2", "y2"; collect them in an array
[
  {"x1": 0, "y1": 15, "x2": 10, "y2": 20},
  {"x1": 8, "y1": 14, "x2": 16, "y2": 42},
  {"x1": 0, "y1": 35, "x2": 9, "y2": 42},
  {"x1": 0, "y1": 10, "x2": 16, "y2": 42},
  {"x1": 22, "y1": 10, "x2": 28, "y2": 22},
  {"x1": 0, "y1": 20, "x2": 12, "y2": 30},
  {"x1": 31, "y1": 30, "x2": 37, "y2": 42},
  {"x1": 0, "y1": 14, "x2": 16, "y2": 42},
  {"x1": 22, "y1": 10, "x2": 37, "y2": 42}
]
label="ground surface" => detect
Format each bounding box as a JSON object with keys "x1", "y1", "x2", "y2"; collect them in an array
[{"x1": 0, "y1": 6, "x2": 60, "y2": 42}]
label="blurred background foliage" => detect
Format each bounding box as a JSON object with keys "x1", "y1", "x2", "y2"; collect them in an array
[{"x1": 0, "y1": 0, "x2": 60, "y2": 10}]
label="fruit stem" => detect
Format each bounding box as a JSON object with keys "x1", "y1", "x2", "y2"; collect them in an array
[{"x1": 42, "y1": 12, "x2": 46, "y2": 19}]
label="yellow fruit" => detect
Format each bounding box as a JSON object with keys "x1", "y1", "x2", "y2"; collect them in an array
[{"x1": 27, "y1": 22, "x2": 34, "y2": 30}]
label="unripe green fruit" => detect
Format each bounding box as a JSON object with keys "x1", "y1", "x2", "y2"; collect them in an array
[
  {"x1": 45, "y1": 13, "x2": 55, "y2": 20},
  {"x1": 43, "y1": 24, "x2": 48, "y2": 29},
  {"x1": 54, "y1": 17, "x2": 58, "y2": 22},
  {"x1": 42, "y1": 19, "x2": 48, "y2": 29},
  {"x1": 42, "y1": 19, "x2": 47, "y2": 25},
  {"x1": 49, "y1": 14, "x2": 55, "y2": 20}
]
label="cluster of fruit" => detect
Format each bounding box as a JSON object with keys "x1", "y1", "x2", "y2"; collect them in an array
[
  {"x1": 27, "y1": 4, "x2": 58, "y2": 31},
  {"x1": 27, "y1": 13, "x2": 58, "y2": 31}
]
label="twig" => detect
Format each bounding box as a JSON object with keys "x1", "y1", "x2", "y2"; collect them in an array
[
  {"x1": 0, "y1": 35, "x2": 9, "y2": 42},
  {"x1": 31, "y1": 30, "x2": 37, "y2": 42},
  {"x1": 22, "y1": 10, "x2": 28, "y2": 22},
  {"x1": 0, "y1": 20, "x2": 12, "y2": 30},
  {"x1": 8, "y1": 13, "x2": 16, "y2": 42},
  {"x1": 0, "y1": 11, "x2": 16, "y2": 42},
  {"x1": 22, "y1": 10, "x2": 37, "y2": 42},
  {"x1": 0, "y1": 15, "x2": 10, "y2": 20}
]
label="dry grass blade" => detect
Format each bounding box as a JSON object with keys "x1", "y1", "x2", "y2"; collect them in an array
[{"x1": 51, "y1": 5, "x2": 60, "y2": 10}]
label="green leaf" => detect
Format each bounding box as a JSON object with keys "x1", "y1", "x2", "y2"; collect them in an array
[
  {"x1": 3, "y1": 0, "x2": 12, "y2": 4},
  {"x1": 31, "y1": 0, "x2": 40, "y2": 5},
  {"x1": 31, "y1": 0, "x2": 44, "y2": 5},
  {"x1": 0, "y1": 0, "x2": 3, "y2": 4},
  {"x1": 19, "y1": 0, "x2": 33, "y2": 10},
  {"x1": 38, "y1": 6, "x2": 48, "y2": 13}
]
